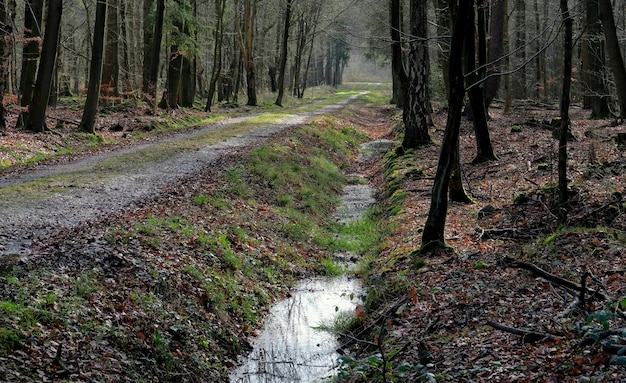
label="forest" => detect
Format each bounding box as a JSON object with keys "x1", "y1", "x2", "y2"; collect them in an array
[{"x1": 0, "y1": 0, "x2": 626, "y2": 382}]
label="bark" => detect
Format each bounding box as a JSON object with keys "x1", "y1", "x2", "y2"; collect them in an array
[
  {"x1": 26, "y1": 0, "x2": 63, "y2": 133},
  {"x1": 583, "y1": 0, "x2": 611, "y2": 118},
  {"x1": 402, "y1": 0, "x2": 432, "y2": 148},
  {"x1": 18, "y1": 0, "x2": 44, "y2": 122},
  {"x1": 145, "y1": 0, "x2": 165, "y2": 110},
  {"x1": 558, "y1": 0, "x2": 573, "y2": 226},
  {"x1": 205, "y1": 0, "x2": 226, "y2": 112},
  {"x1": 390, "y1": 0, "x2": 408, "y2": 107},
  {"x1": 514, "y1": 0, "x2": 527, "y2": 99},
  {"x1": 421, "y1": 0, "x2": 470, "y2": 252},
  {"x1": 142, "y1": 0, "x2": 155, "y2": 96},
  {"x1": 80, "y1": 0, "x2": 107, "y2": 134},
  {"x1": 598, "y1": 0, "x2": 626, "y2": 119},
  {"x1": 0, "y1": 0, "x2": 15, "y2": 132},
  {"x1": 275, "y1": 0, "x2": 293, "y2": 106},
  {"x1": 434, "y1": 0, "x2": 451, "y2": 98},
  {"x1": 101, "y1": 0, "x2": 119, "y2": 102},
  {"x1": 465, "y1": 0, "x2": 497, "y2": 163},
  {"x1": 484, "y1": 0, "x2": 504, "y2": 111},
  {"x1": 242, "y1": 0, "x2": 257, "y2": 106}
]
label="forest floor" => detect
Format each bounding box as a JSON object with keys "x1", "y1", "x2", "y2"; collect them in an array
[
  {"x1": 348, "y1": 103, "x2": 626, "y2": 382},
  {"x1": 0, "y1": 87, "x2": 625, "y2": 382}
]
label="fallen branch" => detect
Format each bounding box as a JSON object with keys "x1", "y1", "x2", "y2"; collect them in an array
[
  {"x1": 503, "y1": 255, "x2": 607, "y2": 302},
  {"x1": 486, "y1": 321, "x2": 557, "y2": 343}
]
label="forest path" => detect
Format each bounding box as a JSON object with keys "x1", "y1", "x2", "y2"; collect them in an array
[{"x1": 0, "y1": 92, "x2": 367, "y2": 262}]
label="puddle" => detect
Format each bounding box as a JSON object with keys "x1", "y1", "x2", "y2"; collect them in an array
[
  {"x1": 229, "y1": 276, "x2": 362, "y2": 382},
  {"x1": 230, "y1": 139, "x2": 394, "y2": 383}
]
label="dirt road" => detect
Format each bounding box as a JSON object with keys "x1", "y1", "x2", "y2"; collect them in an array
[{"x1": 0, "y1": 93, "x2": 366, "y2": 262}]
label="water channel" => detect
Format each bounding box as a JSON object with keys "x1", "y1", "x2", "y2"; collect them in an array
[{"x1": 229, "y1": 139, "x2": 394, "y2": 383}]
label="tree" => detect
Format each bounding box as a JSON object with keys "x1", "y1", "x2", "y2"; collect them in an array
[
  {"x1": 582, "y1": 0, "x2": 611, "y2": 118},
  {"x1": 484, "y1": 0, "x2": 505, "y2": 111},
  {"x1": 390, "y1": 0, "x2": 408, "y2": 107},
  {"x1": 143, "y1": 0, "x2": 165, "y2": 111},
  {"x1": 598, "y1": 0, "x2": 626, "y2": 119},
  {"x1": 205, "y1": 0, "x2": 226, "y2": 112},
  {"x1": 80, "y1": 0, "x2": 108, "y2": 134},
  {"x1": 240, "y1": 0, "x2": 258, "y2": 106},
  {"x1": 0, "y1": 0, "x2": 15, "y2": 132},
  {"x1": 421, "y1": 0, "x2": 470, "y2": 252},
  {"x1": 465, "y1": 0, "x2": 497, "y2": 163},
  {"x1": 558, "y1": 0, "x2": 573, "y2": 225},
  {"x1": 401, "y1": 0, "x2": 431, "y2": 149},
  {"x1": 275, "y1": 0, "x2": 293, "y2": 107},
  {"x1": 26, "y1": 0, "x2": 63, "y2": 133},
  {"x1": 101, "y1": 0, "x2": 119, "y2": 102},
  {"x1": 16, "y1": 0, "x2": 44, "y2": 129}
]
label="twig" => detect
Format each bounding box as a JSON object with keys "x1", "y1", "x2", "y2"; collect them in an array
[
  {"x1": 502, "y1": 255, "x2": 608, "y2": 302},
  {"x1": 486, "y1": 320, "x2": 557, "y2": 343}
]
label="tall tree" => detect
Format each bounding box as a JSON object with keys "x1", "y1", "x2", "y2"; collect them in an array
[
  {"x1": 465, "y1": 0, "x2": 497, "y2": 163},
  {"x1": 0, "y1": 0, "x2": 15, "y2": 132},
  {"x1": 240, "y1": 0, "x2": 258, "y2": 106},
  {"x1": 598, "y1": 0, "x2": 626, "y2": 119},
  {"x1": 484, "y1": 0, "x2": 504, "y2": 111},
  {"x1": 80, "y1": 0, "x2": 107, "y2": 134},
  {"x1": 390, "y1": 0, "x2": 408, "y2": 107},
  {"x1": 421, "y1": 0, "x2": 470, "y2": 251},
  {"x1": 583, "y1": 0, "x2": 611, "y2": 118},
  {"x1": 101, "y1": 0, "x2": 119, "y2": 101},
  {"x1": 144, "y1": 0, "x2": 165, "y2": 111},
  {"x1": 402, "y1": 0, "x2": 431, "y2": 148},
  {"x1": 514, "y1": 0, "x2": 527, "y2": 99},
  {"x1": 26, "y1": 0, "x2": 63, "y2": 133},
  {"x1": 205, "y1": 0, "x2": 226, "y2": 112},
  {"x1": 16, "y1": 0, "x2": 44, "y2": 129},
  {"x1": 558, "y1": 0, "x2": 573, "y2": 225},
  {"x1": 275, "y1": 0, "x2": 293, "y2": 106}
]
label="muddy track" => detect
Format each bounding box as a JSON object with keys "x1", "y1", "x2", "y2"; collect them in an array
[{"x1": 0, "y1": 94, "x2": 366, "y2": 262}]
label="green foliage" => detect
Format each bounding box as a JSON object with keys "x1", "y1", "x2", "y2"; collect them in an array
[
  {"x1": 321, "y1": 257, "x2": 344, "y2": 276},
  {"x1": 0, "y1": 328, "x2": 22, "y2": 355}
]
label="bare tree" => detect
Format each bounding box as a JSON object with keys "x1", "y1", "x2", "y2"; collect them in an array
[
  {"x1": 80, "y1": 0, "x2": 108, "y2": 134},
  {"x1": 0, "y1": 0, "x2": 15, "y2": 132},
  {"x1": 558, "y1": 0, "x2": 573, "y2": 225},
  {"x1": 421, "y1": 0, "x2": 471, "y2": 252},
  {"x1": 275, "y1": 0, "x2": 293, "y2": 106},
  {"x1": 26, "y1": 0, "x2": 63, "y2": 133},
  {"x1": 598, "y1": 0, "x2": 626, "y2": 119}
]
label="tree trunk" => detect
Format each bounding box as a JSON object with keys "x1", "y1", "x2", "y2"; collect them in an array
[
  {"x1": 26, "y1": 0, "x2": 63, "y2": 133},
  {"x1": 205, "y1": 0, "x2": 226, "y2": 112},
  {"x1": 80, "y1": 0, "x2": 107, "y2": 134},
  {"x1": 598, "y1": 0, "x2": 626, "y2": 119},
  {"x1": 434, "y1": 0, "x2": 451, "y2": 98},
  {"x1": 145, "y1": 0, "x2": 164, "y2": 110},
  {"x1": 402, "y1": 0, "x2": 431, "y2": 148},
  {"x1": 275, "y1": 0, "x2": 293, "y2": 106},
  {"x1": 465, "y1": 0, "x2": 497, "y2": 163},
  {"x1": 584, "y1": 0, "x2": 611, "y2": 118},
  {"x1": 390, "y1": 0, "x2": 408, "y2": 107},
  {"x1": 142, "y1": 0, "x2": 155, "y2": 96},
  {"x1": 421, "y1": 0, "x2": 470, "y2": 252},
  {"x1": 514, "y1": 0, "x2": 527, "y2": 99},
  {"x1": 101, "y1": 0, "x2": 119, "y2": 102},
  {"x1": 484, "y1": 0, "x2": 504, "y2": 111},
  {"x1": 558, "y1": 0, "x2": 573, "y2": 226},
  {"x1": 16, "y1": 0, "x2": 43, "y2": 129},
  {"x1": 242, "y1": 0, "x2": 257, "y2": 106},
  {"x1": 503, "y1": 0, "x2": 512, "y2": 114},
  {"x1": 0, "y1": 0, "x2": 16, "y2": 132}
]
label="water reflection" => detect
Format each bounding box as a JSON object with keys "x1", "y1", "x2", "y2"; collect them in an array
[{"x1": 230, "y1": 276, "x2": 362, "y2": 383}]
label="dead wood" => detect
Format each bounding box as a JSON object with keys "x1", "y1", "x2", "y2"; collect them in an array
[
  {"x1": 502, "y1": 255, "x2": 608, "y2": 302},
  {"x1": 486, "y1": 320, "x2": 557, "y2": 343}
]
